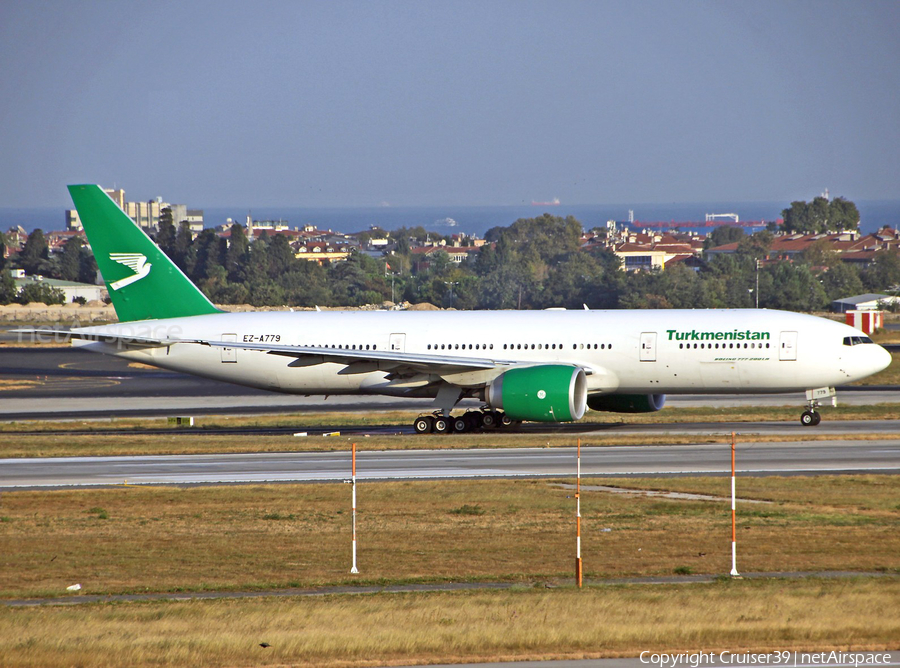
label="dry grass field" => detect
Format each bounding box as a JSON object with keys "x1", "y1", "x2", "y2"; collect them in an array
[
  {"x1": 1, "y1": 579, "x2": 897, "y2": 668},
  {"x1": 1, "y1": 472, "x2": 897, "y2": 667},
  {"x1": 1, "y1": 476, "x2": 897, "y2": 600}
]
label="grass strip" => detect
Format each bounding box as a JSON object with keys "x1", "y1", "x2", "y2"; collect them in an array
[
  {"x1": 2, "y1": 397, "x2": 900, "y2": 437},
  {"x1": 0, "y1": 578, "x2": 897, "y2": 667},
  {"x1": 1, "y1": 428, "x2": 900, "y2": 459},
  {"x1": 0, "y1": 477, "x2": 897, "y2": 600}
]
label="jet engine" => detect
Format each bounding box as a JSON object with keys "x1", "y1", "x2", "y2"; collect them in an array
[
  {"x1": 486, "y1": 365, "x2": 587, "y2": 422},
  {"x1": 587, "y1": 393, "x2": 666, "y2": 413}
]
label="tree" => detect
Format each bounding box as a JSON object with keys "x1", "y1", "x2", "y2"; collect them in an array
[
  {"x1": 0, "y1": 269, "x2": 15, "y2": 304},
  {"x1": 829, "y1": 197, "x2": 860, "y2": 231},
  {"x1": 192, "y1": 229, "x2": 226, "y2": 282},
  {"x1": 799, "y1": 238, "x2": 840, "y2": 269},
  {"x1": 540, "y1": 251, "x2": 620, "y2": 309},
  {"x1": 78, "y1": 247, "x2": 98, "y2": 285},
  {"x1": 735, "y1": 231, "x2": 773, "y2": 261},
  {"x1": 226, "y1": 224, "x2": 249, "y2": 282},
  {"x1": 267, "y1": 234, "x2": 295, "y2": 278},
  {"x1": 156, "y1": 218, "x2": 177, "y2": 259},
  {"x1": 819, "y1": 262, "x2": 865, "y2": 302},
  {"x1": 17, "y1": 229, "x2": 49, "y2": 275},
  {"x1": 159, "y1": 206, "x2": 174, "y2": 230},
  {"x1": 58, "y1": 237, "x2": 84, "y2": 282},
  {"x1": 760, "y1": 263, "x2": 826, "y2": 312},
  {"x1": 781, "y1": 196, "x2": 860, "y2": 234},
  {"x1": 704, "y1": 226, "x2": 744, "y2": 250},
  {"x1": 861, "y1": 249, "x2": 900, "y2": 292},
  {"x1": 17, "y1": 281, "x2": 65, "y2": 305}
]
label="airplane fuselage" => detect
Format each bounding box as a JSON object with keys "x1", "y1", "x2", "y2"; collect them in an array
[{"x1": 74, "y1": 308, "x2": 890, "y2": 399}]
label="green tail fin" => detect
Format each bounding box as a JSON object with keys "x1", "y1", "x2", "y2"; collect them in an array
[{"x1": 69, "y1": 184, "x2": 221, "y2": 322}]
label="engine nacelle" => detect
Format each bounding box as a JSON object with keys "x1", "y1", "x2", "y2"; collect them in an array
[
  {"x1": 587, "y1": 393, "x2": 666, "y2": 413},
  {"x1": 486, "y1": 365, "x2": 587, "y2": 422}
]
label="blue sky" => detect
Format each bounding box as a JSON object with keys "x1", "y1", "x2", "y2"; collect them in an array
[{"x1": 1, "y1": 0, "x2": 898, "y2": 208}]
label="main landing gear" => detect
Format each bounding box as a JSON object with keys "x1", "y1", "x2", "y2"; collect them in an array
[
  {"x1": 412, "y1": 409, "x2": 519, "y2": 434},
  {"x1": 799, "y1": 387, "x2": 836, "y2": 427}
]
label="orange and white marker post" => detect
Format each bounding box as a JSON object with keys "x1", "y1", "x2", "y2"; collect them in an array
[
  {"x1": 350, "y1": 442, "x2": 359, "y2": 574},
  {"x1": 730, "y1": 432, "x2": 740, "y2": 577},
  {"x1": 575, "y1": 438, "x2": 583, "y2": 588}
]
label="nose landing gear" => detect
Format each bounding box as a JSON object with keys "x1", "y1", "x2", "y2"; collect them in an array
[
  {"x1": 800, "y1": 410, "x2": 821, "y2": 426},
  {"x1": 800, "y1": 387, "x2": 836, "y2": 427}
]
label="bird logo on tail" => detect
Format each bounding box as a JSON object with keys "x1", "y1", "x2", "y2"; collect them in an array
[{"x1": 108, "y1": 253, "x2": 152, "y2": 290}]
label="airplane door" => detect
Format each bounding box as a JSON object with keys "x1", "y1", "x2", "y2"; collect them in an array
[
  {"x1": 779, "y1": 331, "x2": 798, "y2": 361},
  {"x1": 221, "y1": 333, "x2": 237, "y2": 363},
  {"x1": 389, "y1": 333, "x2": 406, "y2": 352},
  {"x1": 640, "y1": 332, "x2": 657, "y2": 362}
]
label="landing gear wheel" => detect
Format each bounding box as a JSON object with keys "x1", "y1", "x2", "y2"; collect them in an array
[
  {"x1": 465, "y1": 411, "x2": 484, "y2": 430},
  {"x1": 499, "y1": 413, "x2": 514, "y2": 428},
  {"x1": 800, "y1": 410, "x2": 820, "y2": 427},
  {"x1": 481, "y1": 411, "x2": 499, "y2": 429},
  {"x1": 413, "y1": 415, "x2": 434, "y2": 434},
  {"x1": 433, "y1": 416, "x2": 450, "y2": 434},
  {"x1": 452, "y1": 416, "x2": 469, "y2": 433}
]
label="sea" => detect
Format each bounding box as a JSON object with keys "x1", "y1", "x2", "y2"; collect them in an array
[{"x1": 2, "y1": 200, "x2": 900, "y2": 238}]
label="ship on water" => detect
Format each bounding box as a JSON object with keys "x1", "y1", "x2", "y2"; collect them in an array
[{"x1": 531, "y1": 197, "x2": 560, "y2": 206}]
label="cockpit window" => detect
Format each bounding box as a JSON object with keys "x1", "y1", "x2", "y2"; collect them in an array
[{"x1": 843, "y1": 336, "x2": 874, "y2": 346}]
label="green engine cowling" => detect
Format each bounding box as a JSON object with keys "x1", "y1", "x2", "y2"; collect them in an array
[
  {"x1": 486, "y1": 365, "x2": 587, "y2": 422},
  {"x1": 587, "y1": 393, "x2": 666, "y2": 413}
]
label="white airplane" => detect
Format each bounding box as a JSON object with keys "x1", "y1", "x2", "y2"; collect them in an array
[{"x1": 26, "y1": 185, "x2": 892, "y2": 431}]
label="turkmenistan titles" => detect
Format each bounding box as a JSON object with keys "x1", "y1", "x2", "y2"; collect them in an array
[{"x1": 666, "y1": 329, "x2": 771, "y2": 342}]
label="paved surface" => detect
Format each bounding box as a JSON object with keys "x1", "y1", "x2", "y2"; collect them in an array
[
  {"x1": 4, "y1": 571, "x2": 894, "y2": 608},
  {"x1": 3, "y1": 440, "x2": 898, "y2": 489}
]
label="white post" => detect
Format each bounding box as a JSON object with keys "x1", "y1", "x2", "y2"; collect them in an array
[
  {"x1": 730, "y1": 432, "x2": 740, "y2": 577},
  {"x1": 350, "y1": 442, "x2": 359, "y2": 574},
  {"x1": 576, "y1": 438, "x2": 583, "y2": 588}
]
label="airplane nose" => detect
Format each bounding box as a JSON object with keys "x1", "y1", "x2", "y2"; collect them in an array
[{"x1": 873, "y1": 344, "x2": 893, "y2": 375}]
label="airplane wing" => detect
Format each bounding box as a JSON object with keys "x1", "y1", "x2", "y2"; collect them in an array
[
  {"x1": 11, "y1": 327, "x2": 520, "y2": 379},
  {"x1": 201, "y1": 339, "x2": 518, "y2": 376},
  {"x1": 9, "y1": 327, "x2": 178, "y2": 347},
  {"x1": 13, "y1": 328, "x2": 595, "y2": 388}
]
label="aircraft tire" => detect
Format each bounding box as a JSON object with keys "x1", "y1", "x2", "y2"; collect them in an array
[
  {"x1": 481, "y1": 411, "x2": 498, "y2": 429},
  {"x1": 452, "y1": 416, "x2": 469, "y2": 433},
  {"x1": 800, "y1": 410, "x2": 819, "y2": 427},
  {"x1": 413, "y1": 416, "x2": 434, "y2": 434},
  {"x1": 433, "y1": 417, "x2": 450, "y2": 434}
]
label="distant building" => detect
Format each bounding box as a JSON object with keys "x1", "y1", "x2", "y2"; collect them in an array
[
  {"x1": 831, "y1": 293, "x2": 900, "y2": 313},
  {"x1": 613, "y1": 240, "x2": 698, "y2": 272},
  {"x1": 706, "y1": 228, "x2": 900, "y2": 267},
  {"x1": 13, "y1": 273, "x2": 104, "y2": 303},
  {"x1": 65, "y1": 188, "x2": 198, "y2": 233},
  {"x1": 294, "y1": 242, "x2": 352, "y2": 264}
]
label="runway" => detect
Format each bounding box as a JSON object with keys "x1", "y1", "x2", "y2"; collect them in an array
[
  {"x1": 1, "y1": 347, "x2": 899, "y2": 420},
  {"x1": 3, "y1": 440, "x2": 899, "y2": 489}
]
